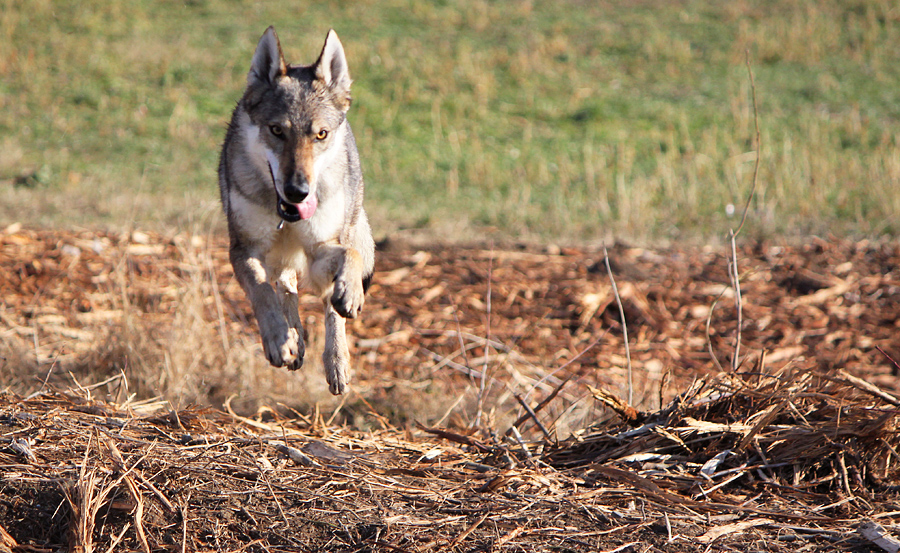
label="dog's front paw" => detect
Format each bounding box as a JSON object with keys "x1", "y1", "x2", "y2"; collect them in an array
[
  {"x1": 284, "y1": 326, "x2": 305, "y2": 370},
  {"x1": 262, "y1": 324, "x2": 305, "y2": 369},
  {"x1": 331, "y1": 274, "x2": 365, "y2": 319}
]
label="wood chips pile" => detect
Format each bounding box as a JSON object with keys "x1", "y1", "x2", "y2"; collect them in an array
[{"x1": 0, "y1": 228, "x2": 899, "y2": 551}]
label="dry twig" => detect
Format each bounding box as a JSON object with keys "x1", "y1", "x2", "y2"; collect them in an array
[{"x1": 603, "y1": 245, "x2": 633, "y2": 404}]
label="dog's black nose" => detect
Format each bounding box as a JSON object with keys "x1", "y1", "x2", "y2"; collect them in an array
[{"x1": 283, "y1": 177, "x2": 309, "y2": 203}]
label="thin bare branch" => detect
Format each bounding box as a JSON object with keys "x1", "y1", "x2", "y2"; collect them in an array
[
  {"x1": 475, "y1": 243, "x2": 494, "y2": 428},
  {"x1": 734, "y1": 49, "x2": 762, "y2": 239},
  {"x1": 604, "y1": 245, "x2": 633, "y2": 404}
]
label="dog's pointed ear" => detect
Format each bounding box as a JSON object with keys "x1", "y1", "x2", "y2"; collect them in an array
[
  {"x1": 248, "y1": 26, "x2": 286, "y2": 87},
  {"x1": 315, "y1": 30, "x2": 352, "y2": 109}
]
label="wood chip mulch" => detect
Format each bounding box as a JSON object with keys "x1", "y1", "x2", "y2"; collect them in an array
[{"x1": 0, "y1": 228, "x2": 899, "y2": 551}]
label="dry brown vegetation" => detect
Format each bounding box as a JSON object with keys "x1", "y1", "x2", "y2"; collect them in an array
[{"x1": 1, "y1": 227, "x2": 900, "y2": 551}]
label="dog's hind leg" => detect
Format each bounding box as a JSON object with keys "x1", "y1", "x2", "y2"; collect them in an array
[
  {"x1": 322, "y1": 300, "x2": 351, "y2": 395},
  {"x1": 275, "y1": 269, "x2": 305, "y2": 370}
]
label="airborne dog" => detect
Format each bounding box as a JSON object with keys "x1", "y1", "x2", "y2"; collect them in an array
[{"x1": 218, "y1": 27, "x2": 374, "y2": 395}]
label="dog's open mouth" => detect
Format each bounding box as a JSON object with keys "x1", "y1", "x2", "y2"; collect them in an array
[
  {"x1": 269, "y1": 161, "x2": 318, "y2": 223},
  {"x1": 276, "y1": 195, "x2": 318, "y2": 223},
  {"x1": 277, "y1": 198, "x2": 302, "y2": 222}
]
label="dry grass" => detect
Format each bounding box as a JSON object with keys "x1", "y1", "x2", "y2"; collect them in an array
[
  {"x1": 1, "y1": 362, "x2": 899, "y2": 551},
  {"x1": 1, "y1": 220, "x2": 900, "y2": 549},
  {"x1": 0, "y1": 228, "x2": 338, "y2": 415}
]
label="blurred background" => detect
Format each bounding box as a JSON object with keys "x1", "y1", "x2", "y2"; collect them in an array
[{"x1": 2, "y1": 0, "x2": 899, "y2": 244}]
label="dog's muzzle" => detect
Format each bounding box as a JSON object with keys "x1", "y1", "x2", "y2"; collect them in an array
[
  {"x1": 268, "y1": 162, "x2": 302, "y2": 223},
  {"x1": 269, "y1": 162, "x2": 318, "y2": 224}
]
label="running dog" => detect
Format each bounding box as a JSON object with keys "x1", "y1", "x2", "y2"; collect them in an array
[{"x1": 218, "y1": 27, "x2": 374, "y2": 395}]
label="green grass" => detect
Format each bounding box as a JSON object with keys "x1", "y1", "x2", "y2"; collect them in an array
[{"x1": 1, "y1": 0, "x2": 899, "y2": 242}]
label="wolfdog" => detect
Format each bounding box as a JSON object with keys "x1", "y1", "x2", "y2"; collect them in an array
[{"x1": 218, "y1": 27, "x2": 374, "y2": 395}]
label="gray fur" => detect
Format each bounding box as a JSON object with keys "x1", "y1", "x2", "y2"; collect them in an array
[{"x1": 218, "y1": 27, "x2": 375, "y2": 395}]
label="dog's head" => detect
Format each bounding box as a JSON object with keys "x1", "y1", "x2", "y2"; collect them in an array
[{"x1": 242, "y1": 27, "x2": 352, "y2": 223}]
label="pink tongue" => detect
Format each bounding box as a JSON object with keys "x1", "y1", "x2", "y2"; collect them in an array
[{"x1": 296, "y1": 195, "x2": 318, "y2": 220}]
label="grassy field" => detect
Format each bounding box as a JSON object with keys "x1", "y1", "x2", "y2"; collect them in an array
[{"x1": 1, "y1": 0, "x2": 899, "y2": 242}]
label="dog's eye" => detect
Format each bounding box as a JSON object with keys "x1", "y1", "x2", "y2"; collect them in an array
[
  {"x1": 316, "y1": 129, "x2": 328, "y2": 141},
  {"x1": 269, "y1": 124, "x2": 284, "y2": 138}
]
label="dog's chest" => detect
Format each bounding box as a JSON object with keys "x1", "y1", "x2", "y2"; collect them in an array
[{"x1": 265, "y1": 226, "x2": 312, "y2": 277}]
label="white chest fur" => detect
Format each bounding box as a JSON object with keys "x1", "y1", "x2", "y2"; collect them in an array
[{"x1": 265, "y1": 190, "x2": 346, "y2": 287}]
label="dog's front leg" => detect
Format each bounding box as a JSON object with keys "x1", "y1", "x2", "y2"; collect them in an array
[
  {"x1": 231, "y1": 247, "x2": 302, "y2": 368},
  {"x1": 322, "y1": 299, "x2": 351, "y2": 395},
  {"x1": 310, "y1": 245, "x2": 368, "y2": 319},
  {"x1": 331, "y1": 246, "x2": 369, "y2": 319},
  {"x1": 276, "y1": 269, "x2": 305, "y2": 370}
]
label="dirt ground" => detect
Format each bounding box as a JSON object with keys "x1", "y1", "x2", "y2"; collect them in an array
[{"x1": 0, "y1": 228, "x2": 899, "y2": 552}]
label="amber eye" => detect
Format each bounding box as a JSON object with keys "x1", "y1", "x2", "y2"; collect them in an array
[
  {"x1": 269, "y1": 124, "x2": 284, "y2": 138},
  {"x1": 316, "y1": 129, "x2": 328, "y2": 141}
]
